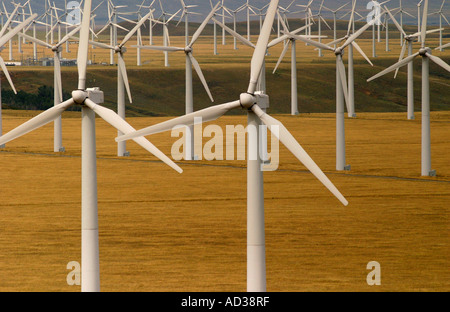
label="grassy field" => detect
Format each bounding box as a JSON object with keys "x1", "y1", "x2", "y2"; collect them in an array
[
  {"x1": 0, "y1": 109, "x2": 448, "y2": 292},
  {"x1": 0, "y1": 31, "x2": 449, "y2": 292}
]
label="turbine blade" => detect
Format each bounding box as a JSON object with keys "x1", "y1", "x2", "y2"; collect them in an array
[
  {"x1": 251, "y1": 105, "x2": 348, "y2": 206},
  {"x1": 288, "y1": 33, "x2": 334, "y2": 51},
  {"x1": 351, "y1": 41, "x2": 373, "y2": 66},
  {"x1": 394, "y1": 41, "x2": 407, "y2": 79},
  {"x1": 0, "y1": 99, "x2": 74, "y2": 146},
  {"x1": 189, "y1": 2, "x2": 220, "y2": 47},
  {"x1": 116, "y1": 100, "x2": 242, "y2": 142},
  {"x1": 0, "y1": 13, "x2": 37, "y2": 48},
  {"x1": 0, "y1": 56, "x2": 17, "y2": 94},
  {"x1": 19, "y1": 31, "x2": 53, "y2": 49},
  {"x1": 421, "y1": 0, "x2": 428, "y2": 45},
  {"x1": 248, "y1": 0, "x2": 279, "y2": 94},
  {"x1": 385, "y1": 6, "x2": 407, "y2": 37},
  {"x1": 133, "y1": 45, "x2": 184, "y2": 52},
  {"x1": 120, "y1": 11, "x2": 153, "y2": 47},
  {"x1": 77, "y1": 0, "x2": 92, "y2": 90},
  {"x1": 212, "y1": 17, "x2": 255, "y2": 48},
  {"x1": 188, "y1": 53, "x2": 214, "y2": 102},
  {"x1": 84, "y1": 99, "x2": 182, "y2": 174},
  {"x1": 426, "y1": 53, "x2": 450, "y2": 73},
  {"x1": 273, "y1": 40, "x2": 290, "y2": 73},
  {"x1": 368, "y1": 52, "x2": 420, "y2": 82},
  {"x1": 118, "y1": 53, "x2": 133, "y2": 103},
  {"x1": 341, "y1": 20, "x2": 375, "y2": 49},
  {"x1": 56, "y1": 24, "x2": 82, "y2": 48}
]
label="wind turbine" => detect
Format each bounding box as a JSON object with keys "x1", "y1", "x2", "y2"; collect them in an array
[
  {"x1": 19, "y1": 25, "x2": 83, "y2": 153},
  {"x1": 135, "y1": 4, "x2": 218, "y2": 161},
  {"x1": 429, "y1": 0, "x2": 449, "y2": 51},
  {"x1": 0, "y1": 0, "x2": 182, "y2": 292},
  {"x1": 394, "y1": 0, "x2": 415, "y2": 45},
  {"x1": 0, "y1": 12, "x2": 35, "y2": 148},
  {"x1": 322, "y1": 2, "x2": 349, "y2": 48},
  {"x1": 276, "y1": 0, "x2": 296, "y2": 38},
  {"x1": 222, "y1": 3, "x2": 246, "y2": 50},
  {"x1": 269, "y1": 19, "x2": 316, "y2": 115},
  {"x1": 296, "y1": 0, "x2": 315, "y2": 39},
  {"x1": 312, "y1": 0, "x2": 331, "y2": 57},
  {"x1": 117, "y1": 0, "x2": 348, "y2": 292},
  {"x1": 178, "y1": 0, "x2": 201, "y2": 46},
  {"x1": 155, "y1": 0, "x2": 180, "y2": 66},
  {"x1": 288, "y1": 18, "x2": 376, "y2": 171},
  {"x1": 241, "y1": 0, "x2": 256, "y2": 41},
  {"x1": 385, "y1": 5, "x2": 442, "y2": 120},
  {"x1": 368, "y1": 0, "x2": 450, "y2": 177},
  {"x1": 96, "y1": 0, "x2": 129, "y2": 65},
  {"x1": 2, "y1": 2, "x2": 20, "y2": 60}
]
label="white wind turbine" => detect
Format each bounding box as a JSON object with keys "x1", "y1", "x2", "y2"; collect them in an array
[
  {"x1": 117, "y1": 0, "x2": 348, "y2": 292},
  {"x1": 19, "y1": 25, "x2": 83, "y2": 153},
  {"x1": 135, "y1": 4, "x2": 218, "y2": 161},
  {"x1": 394, "y1": 0, "x2": 414, "y2": 45},
  {"x1": 385, "y1": 5, "x2": 442, "y2": 120},
  {"x1": 2, "y1": 2, "x2": 20, "y2": 61},
  {"x1": 222, "y1": 3, "x2": 246, "y2": 50},
  {"x1": 155, "y1": 0, "x2": 180, "y2": 67},
  {"x1": 296, "y1": 0, "x2": 315, "y2": 39},
  {"x1": 368, "y1": 0, "x2": 450, "y2": 177},
  {"x1": 429, "y1": 0, "x2": 449, "y2": 51},
  {"x1": 276, "y1": 0, "x2": 296, "y2": 38},
  {"x1": 269, "y1": 18, "x2": 317, "y2": 115},
  {"x1": 241, "y1": 0, "x2": 256, "y2": 41},
  {"x1": 0, "y1": 0, "x2": 182, "y2": 292},
  {"x1": 177, "y1": 0, "x2": 201, "y2": 46},
  {"x1": 96, "y1": 0, "x2": 129, "y2": 65},
  {"x1": 288, "y1": 18, "x2": 376, "y2": 171},
  {"x1": 312, "y1": 0, "x2": 332, "y2": 57},
  {"x1": 0, "y1": 12, "x2": 36, "y2": 148},
  {"x1": 322, "y1": 2, "x2": 349, "y2": 48}
]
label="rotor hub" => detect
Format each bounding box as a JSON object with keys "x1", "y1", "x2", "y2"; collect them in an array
[
  {"x1": 240, "y1": 93, "x2": 256, "y2": 109},
  {"x1": 185, "y1": 46, "x2": 193, "y2": 53},
  {"x1": 419, "y1": 47, "x2": 431, "y2": 56},
  {"x1": 72, "y1": 90, "x2": 88, "y2": 105},
  {"x1": 335, "y1": 47, "x2": 344, "y2": 56}
]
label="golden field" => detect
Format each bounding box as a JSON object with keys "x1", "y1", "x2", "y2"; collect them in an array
[
  {"x1": 0, "y1": 110, "x2": 449, "y2": 292},
  {"x1": 0, "y1": 30, "x2": 449, "y2": 292}
]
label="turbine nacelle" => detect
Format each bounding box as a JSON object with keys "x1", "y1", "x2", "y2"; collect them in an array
[
  {"x1": 52, "y1": 45, "x2": 63, "y2": 53},
  {"x1": 114, "y1": 46, "x2": 126, "y2": 54},
  {"x1": 335, "y1": 47, "x2": 344, "y2": 56}
]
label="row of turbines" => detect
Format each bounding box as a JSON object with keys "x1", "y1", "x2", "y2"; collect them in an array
[{"x1": 0, "y1": 0, "x2": 448, "y2": 292}]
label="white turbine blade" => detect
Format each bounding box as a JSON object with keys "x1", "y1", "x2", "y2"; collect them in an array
[
  {"x1": 435, "y1": 42, "x2": 450, "y2": 50},
  {"x1": 421, "y1": 0, "x2": 428, "y2": 45},
  {"x1": 347, "y1": 0, "x2": 357, "y2": 36},
  {"x1": 111, "y1": 22, "x2": 128, "y2": 33},
  {"x1": 96, "y1": 21, "x2": 111, "y2": 36},
  {"x1": 0, "y1": 5, "x2": 20, "y2": 38},
  {"x1": 289, "y1": 33, "x2": 334, "y2": 51},
  {"x1": 337, "y1": 57, "x2": 350, "y2": 112},
  {"x1": 0, "y1": 13, "x2": 37, "y2": 48},
  {"x1": 320, "y1": 15, "x2": 331, "y2": 30},
  {"x1": 0, "y1": 56, "x2": 17, "y2": 94},
  {"x1": 83, "y1": 98, "x2": 182, "y2": 173},
  {"x1": 120, "y1": 10, "x2": 153, "y2": 47},
  {"x1": 268, "y1": 23, "x2": 311, "y2": 47},
  {"x1": 116, "y1": 100, "x2": 241, "y2": 142},
  {"x1": 411, "y1": 28, "x2": 445, "y2": 38},
  {"x1": 19, "y1": 32, "x2": 53, "y2": 49},
  {"x1": 326, "y1": 36, "x2": 347, "y2": 47},
  {"x1": 56, "y1": 24, "x2": 82, "y2": 48},
  {"x1": 248, "y1": 0, "x2": 280, "y2": 94},
  {"x1": 385, "y1": 6, "x2": 407, "y2": 37},
  {"x1": 118, "y1": 53, "x2": 133, "y2": 103},
  {"x1": 368, "y1": 52, "x2": 420, "y2": 82},
  {"x1": 77, "y1": 0, "x2": 92, "y2": 90},
  {"x1": 351, "y1": 41, "x2": 373, "y2": 66},
  {"x1": 394, "y1": 41, "x2": 407, "y2": 79},
  {"x1": 341, "y1": 20, "x2": 375, "y2": 49},
  {"x1": 251, "y1": 105, "x2": 348, "y2": 206},
  {"x1": 0, "y1": 99, "x2": 74, "y2": 146},
  {"x1": 273, "y1": 40, "x2": 290, "y2": 73},
  {"x1": 188, "y1": 53, "x2": 214, "y2": 102},
  {"x1": 426, "y1": 53, "x2": 450, "y2": 73},
  {"x1": 189, "y1": 2, "x2": 221, "y2": 47},
  {"x1": 212, "y1": 17, "x2": 255, "y2": 48}
]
